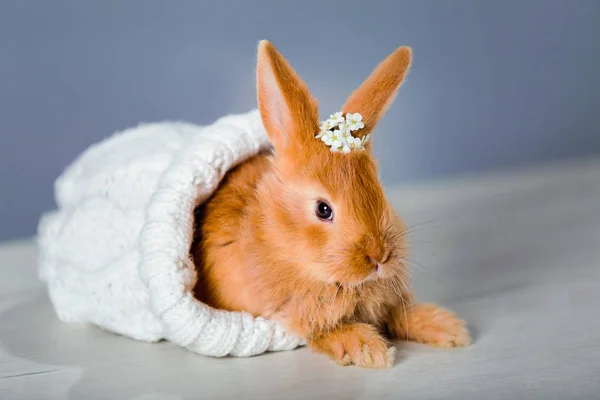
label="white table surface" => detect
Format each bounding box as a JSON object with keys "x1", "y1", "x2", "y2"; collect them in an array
[{"x1": 1, "y1": 157, "x2": 599, "y2": 400}]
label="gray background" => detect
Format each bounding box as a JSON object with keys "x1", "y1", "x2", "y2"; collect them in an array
[{"x1": 1, "y1": 0, "x2": 599, "y2": 241}]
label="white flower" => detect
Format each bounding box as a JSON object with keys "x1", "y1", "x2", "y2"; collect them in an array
[
  {"x1": 337, "y1": 121, "x2": 351, "y2": 136},
  {"x1": 325, "y1": 129, "x2": 348, "y2": 151},
  {"x1": 322, "y1": 112, "x2": 344, "y2": 130},
  {"x1": 345, "y1": 113, "x2": 364, "y2": 131},
  {"x1": 348, "y1": 136, "x2": 363, "y2": 149},
  {"x1": 315, "y1": 129, "x2": 328, "y2": 139},
  {"x1": 328, "y1": 112, "x2": 345, "y2": 126},
  {"x1": 321, "y1": 130, "x2": 333, "y2": 144},
  {"x1": 331, "y1": 132, "x2": 344, "y2": 149},
  {"x1": 322, "y1": 129, "x2": 344, "y2": 151},
  {"x1": 315, "y1": 111, "x2": 368, "y2": 153}
]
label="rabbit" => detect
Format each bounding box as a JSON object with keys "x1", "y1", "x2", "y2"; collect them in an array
[{"x1": 192, "y1": 40, "x2": 471, "y2": 369}]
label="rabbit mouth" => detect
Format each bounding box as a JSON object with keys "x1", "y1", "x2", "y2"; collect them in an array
[{"x1": 363, "y1": 258, "x2": 384, "y2": 281}]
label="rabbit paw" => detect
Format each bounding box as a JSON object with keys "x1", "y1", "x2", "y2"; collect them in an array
[
  {"x1": 388, "y1": 303, "x2": 471, "y2": 348},
  {"x1": 310, "y1": 323, "x2": 396, "y2": 369}
]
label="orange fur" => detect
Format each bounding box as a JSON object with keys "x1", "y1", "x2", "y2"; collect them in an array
[
  {"x1": 387, "y1": 303, "x2": 472, "y2": 348},
  {"x1": 192, "y1": 40, "x2": 470, "y2": 368},
  {"x1": 342, "y1": 46, "x2": 412, "y2": 149}
]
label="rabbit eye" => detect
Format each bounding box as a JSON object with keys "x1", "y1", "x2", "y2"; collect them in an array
[{"x1": 315, "y1": 201, "x2": 333, "y2": 221}]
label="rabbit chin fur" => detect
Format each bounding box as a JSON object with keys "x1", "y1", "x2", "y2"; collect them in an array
[{"x1": 192, "y1": 40, "x2": 471, "y2": 369}]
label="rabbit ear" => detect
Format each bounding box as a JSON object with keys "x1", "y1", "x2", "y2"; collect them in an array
[
  {"x1": 342, "y1": 46, "x2": 412, "y2": 141},
  {"x1": 257, "y1": 40, "x2": 319, "y2": 153}
]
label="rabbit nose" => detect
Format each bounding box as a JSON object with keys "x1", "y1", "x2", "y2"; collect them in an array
[
  {"x1": 368, "y1": 256, "x2": 381, "y2": 271},
  {"x1": 368, "y1": 247, "x2": 389, "y2": 265}
]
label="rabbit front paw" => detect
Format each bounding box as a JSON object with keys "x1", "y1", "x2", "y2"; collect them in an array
[
  {"x1": 388, "y1": 303, "x2": 471, "y2": 348},
  {"x1": 310, "y1": 322, "x2": 396, "y2": 369}
]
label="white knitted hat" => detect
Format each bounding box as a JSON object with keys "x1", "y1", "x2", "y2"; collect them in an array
[{"x1": 37, "y1": 110, "x2": 303, "y2": 357}]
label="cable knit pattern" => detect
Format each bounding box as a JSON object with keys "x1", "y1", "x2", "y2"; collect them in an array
[{"x1": 37, "y1": 109, "x2": 304, "y2": 357}]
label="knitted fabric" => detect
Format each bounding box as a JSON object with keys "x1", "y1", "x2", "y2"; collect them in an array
[{"x1": 37, "y1": 110, "x2": 304, "y2": 357}]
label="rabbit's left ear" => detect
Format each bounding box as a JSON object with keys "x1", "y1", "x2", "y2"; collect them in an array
[
  {"x1": 341, "y1": 46, "x2": 412, "y2": 141},
  {"x1": 256, "y1": 40, "x2": 319, "y2": 154}
]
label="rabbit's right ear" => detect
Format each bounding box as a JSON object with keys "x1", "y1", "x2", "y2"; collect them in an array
[
  {"x1": 341, "y1": 46, "x2": 412, "y2": 143},
  {"x1": 256, "y1": 40, "x2": 319, "y2": 154}
]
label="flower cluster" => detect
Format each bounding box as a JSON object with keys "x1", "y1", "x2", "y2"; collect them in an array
[{"x1": 315, "y1": 112, "x2": 370, "y2": 153}]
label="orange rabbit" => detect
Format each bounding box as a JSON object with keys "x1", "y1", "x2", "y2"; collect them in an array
[{"x1": 192, "y1": 40, "x2": 470, "y2": 368}]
